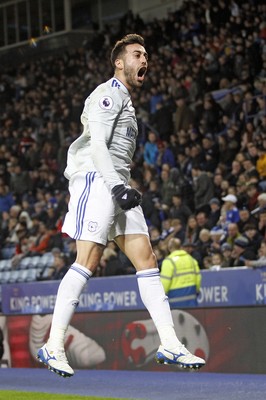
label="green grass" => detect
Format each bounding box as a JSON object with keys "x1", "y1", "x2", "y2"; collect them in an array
[{"x1": 0, "y1": 391, "x2": 133, "y2": 400}]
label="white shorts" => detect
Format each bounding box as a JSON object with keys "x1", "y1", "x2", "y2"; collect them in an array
[{"x1": 62, "y1": 171, "x2": 149, "y2": 245}]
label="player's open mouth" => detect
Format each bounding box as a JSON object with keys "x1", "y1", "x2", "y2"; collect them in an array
[{"x1": 137, "y1": 67, "x2": 147, "y2": 80}]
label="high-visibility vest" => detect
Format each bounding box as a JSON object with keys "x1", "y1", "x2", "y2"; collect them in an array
[{"x1": 160, "y1": 250, "x2": 201, "y2": 307}]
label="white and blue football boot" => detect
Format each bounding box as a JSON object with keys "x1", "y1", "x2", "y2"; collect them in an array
[
  {"x1": 155, "y1": 344, "x2": 205, "y2": 370},
  {"x1": 37, "y1": 344, "x2": 74, "y2": 378}
]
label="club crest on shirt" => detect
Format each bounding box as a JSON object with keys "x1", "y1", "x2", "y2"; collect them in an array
[{"x1": 99, "y1": 96, "x2": 113, "y2": 110}]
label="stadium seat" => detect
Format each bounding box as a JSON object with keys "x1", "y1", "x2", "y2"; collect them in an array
[
  {"x1": 25, "y1": 268, "x2": 40, "y2": 282},
  {"x1": 40, "y1": 252, "x2": 55, "y2": 268},
  {"x1": 18, "y1": 257, "x2": 34, "y2": 270},
  {"x1": 0, "y1": 270, "x2": 11, "y2": 284},
  {"x1": 8, "y1": 269, "x2": 20, "y2": 284},
  {"x1": 0, "y1": 260, "x2": 7, "y2": 272},
  {"x1": 38, "y1": 265, "x2": 56, "y2": 280},
  {"x1": 0, "y1": 259, "x2": 13, "y2": 271},
  {"x1": 29, "y1": 255, "x2": 42, "y2": 268},
  {"x1": 17, "y1": 269, "x2": 30, "y2": 283}
]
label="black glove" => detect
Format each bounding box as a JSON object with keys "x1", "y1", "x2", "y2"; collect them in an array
[{"x1": 112, "y1": 184, "x2": 142, "y2": 210}]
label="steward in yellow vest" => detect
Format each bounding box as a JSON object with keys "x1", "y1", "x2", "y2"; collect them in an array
[{"x1": 160, "y1": 238, "x2": 201, "y2": 307}]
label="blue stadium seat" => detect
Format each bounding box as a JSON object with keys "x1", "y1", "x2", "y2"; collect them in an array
[
  {"x1": 24, "y1": 268, "x2": 39, "y2": 282},
  {"x1": 18, "y1": 257, "x2": 34, "y2": 270},
  {"x1": 0, "y1": 260, "x2": 7, "y2": 272},
  {"x1": 0, "y1": 270, "x2": 11, "y2": 284},
  {"x1": 17, "y1": 269, "x2": 30, "y2": 283},
  {"x1": 39, "y1": 265, "x2": 55, "y2": 280},
  {"x1": 8, "y1": 269, "x2": 20, "y2": 283},
  {"x1": 40, "y1": 252, "x2": 55, "y2": 268},
  {"x1": 30, "y1": 255, "x2": 42, "y2": 268},
  {"x1": 0, "y1": 259, "x2": 13, "y2": 271}
]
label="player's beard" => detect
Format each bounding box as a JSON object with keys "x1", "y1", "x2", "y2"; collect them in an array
[{"x1": 124, "y1": 64, "x2": 142, "y2": 90}]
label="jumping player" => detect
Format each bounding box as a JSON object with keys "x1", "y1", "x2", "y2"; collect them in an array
[{"x1": 37, "y1": 34, "x2": 205, "y2": 377}]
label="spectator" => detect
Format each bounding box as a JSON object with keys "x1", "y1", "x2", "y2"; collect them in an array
[
  {"x1": 196, "y1": 210, "x2": 212, "y2": 233},
  {"x1": 173, "y1": 93, "x2": 194, "y2": 132},
  {"x1": 200, "y1": 94, "x2": 223, "y2": 135},
  {"x1": 156, "y1": 141, "x2": 176, "y2": 172},
  {"x1": 9, "y1": 164, "x2": 32, "y2": 202},
  {"x1": 212, "y1": 172, "x2": 224, "y2": 199},
  {"x1": 196, "y1": 228, "x2": 212, "y2": 268},
  {"x1": 150, "y1": 101, "x2": 174, "y2": 142},
  {"x1": 258, "y1": 209, "x2": 266, "y2": 239},
  {"x1": 223, "y1": 222, "x2": 242, "y2": 248},
  {"x1": 201, "y1": 133, "x2": 219, "y2": 172},
  {"x1": 141, "y1": 179, "x2": 162, "y2": 229},
  {"x1": 242, "y1": 155, "x2": 260, "y2": 182},
  {"x1": 63, "y1": 238, "x2": 77, "y2": 265},
  {"x1": 256, "y1": 146, "x2": 266, "y2": 182},
  {"x1": 10, "y1": 221, "x2": 32, "y2": 267},
  {"x1": 168, "y1": 192, "x2": 192, "y2": 226},
  {"x1": 27, "y1": 221, "x2": 53, "y2": 255},
  {"x1": 191, "y1": 163, "x2": 214, "y2": 212},
  {"x1": 208, "y1": 197, "x2": 221, "y2": 228},
  {"x1": 245, "y1": 182, "x2": 260, "y2": 212},
  {"x1": 160, "y1": 237, "x2": 201, "y2": 307},
  {"x1": 242, "y1": 223, "x2": 262, "y2": 254},
  {"x1": 209, "y1": 226, "x2": 225, "y2": 254},
  {"x1": 220, "y1": 243, "x2": 233, "y2": 268},
  {"x1": 143, "y1": 131, "x2": 159, "y2": 168},
  {"x1": 238, "y1": 206, "x2": 258, "y2": 232},
  {"x1": 209, "y1": 252, "x2": 224, "y2": 271},
  {"x1": 245, "y1": 240, "x2": 266, "y2": 268},
  {"x1": 226, "y1": 159, "x2": 243, "y2": 186},
  {"x1": 0, "y1": 184, "x2": 14, "y2": 213},
  {"x1": 100, "y1": 248, "x2": 128, "y2": 276},
  {"x1": 159, "y1": 167, "x2": 183, "y2": 211},
  {"x1": 221, "y1": 194, "x2": 240, "y2": 226},
  {"x1": 230, "y1": 236, "x2": 257, "y2": 267},
  {"x1": 37, "y1": 252, "x2": 69, "y2": 280},
  {"x1": 254, "y1": 193, "x2": 266, "y2": 215},
  {"x1": 185, "y1": 215, "x2": 199, "y2": 244}
]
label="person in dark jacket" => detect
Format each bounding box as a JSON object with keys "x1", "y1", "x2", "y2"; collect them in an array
[{"x1": 191, "y1": 163, "x2": 214, "y2": 212}]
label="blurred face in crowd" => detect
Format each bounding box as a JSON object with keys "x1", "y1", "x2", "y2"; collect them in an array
[
  {"x1": 188, "y1": 216, "x2": 197, "y2": 230},
  {"x1": 196, "y1": 212, "x2": 207, "y2": 227},
  {"x1": 211, "y1": 253, "x2": 223, "y2": 266},
  {"x1": 239, "y1": 208, "x2": 250, "y2": 222},
  {"x1": 259, "y1": 242, "x2": 266, "y2": 257},
  {"x1": 244, "y1": 226, "x2": 257, "y2": 240},
  {"x1": 227, "y1": 223, "x2": 239, "y2": 238}
]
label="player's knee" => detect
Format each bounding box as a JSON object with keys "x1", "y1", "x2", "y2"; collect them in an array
[{"x1": 141, "y1": 251, "x2": 157, "y2": 269}]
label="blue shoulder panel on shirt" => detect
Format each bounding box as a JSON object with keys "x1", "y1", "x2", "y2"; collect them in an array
[{"x1": 111, "y1": 78, "x2": 121, "y2": 88}]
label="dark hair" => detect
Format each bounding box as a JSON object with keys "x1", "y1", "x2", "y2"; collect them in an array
[{"x1": 110, "y1": 34, "x2": 145, "y2": 68}]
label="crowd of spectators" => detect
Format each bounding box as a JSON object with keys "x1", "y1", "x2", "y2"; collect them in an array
[{"x1": 0, "y1": 0, "x2": 266, "y2": 278}]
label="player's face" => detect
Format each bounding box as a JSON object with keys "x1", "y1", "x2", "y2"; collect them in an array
[{"x1": 118, "y1": 43, "x2": 148, "y2": 91}]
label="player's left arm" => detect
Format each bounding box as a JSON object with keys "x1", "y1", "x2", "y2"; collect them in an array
[{"x1": 85, "y1": 93, "x2": 125, "y2": 189}]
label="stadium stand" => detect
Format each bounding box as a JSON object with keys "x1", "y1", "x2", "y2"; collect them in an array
[{"x1": 0, "y1": 0, "x2": 265, "y2": 283}]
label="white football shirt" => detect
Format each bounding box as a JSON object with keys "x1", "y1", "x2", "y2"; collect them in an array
[{"x1": 64, "y1": 77, "x2": 138, "y2": 189}]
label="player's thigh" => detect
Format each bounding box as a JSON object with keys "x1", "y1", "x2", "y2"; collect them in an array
[{"x1": 115, "y1": 234, "x2": 157, "y2": 271}]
